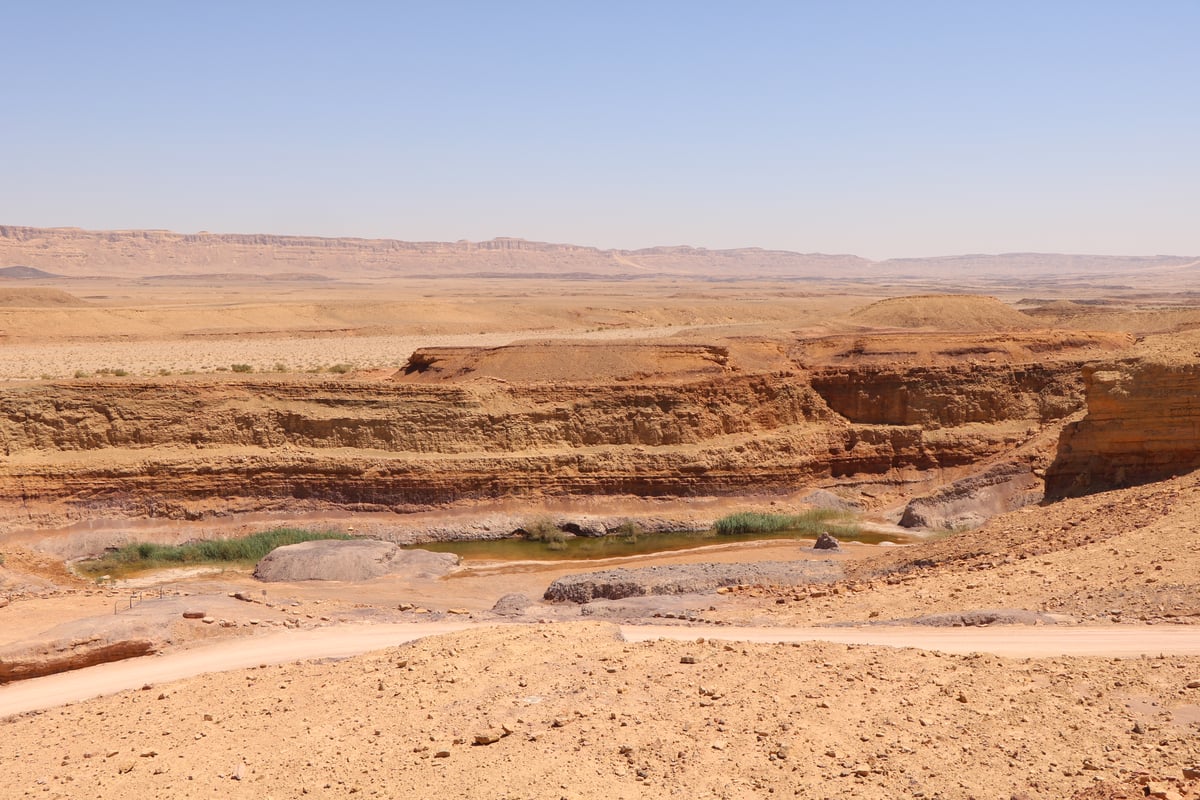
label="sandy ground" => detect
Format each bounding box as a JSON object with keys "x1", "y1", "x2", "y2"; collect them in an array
[
  {"x1": 0, "y1": 325, "x2": 726, "y2": 380},
  {"x1": 1, "y1": 623, "x2": 1198, "y2": 800},
  {"x1": 4, "y1": 621, "x2": 1200, "y2": 718},
  {"x1": 0, "y1": 280, "x2": 875, "y2": 378}
]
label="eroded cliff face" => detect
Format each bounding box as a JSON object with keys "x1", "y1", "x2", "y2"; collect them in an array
[
  {"x1": 1045, "y1": 354, "x2": 1200, "y2": 499},
  {"x1": 0, "y1": 330, "x2": 1119, "y2": 530},
  {"x1": 809, "y1": 364, "x2": 1082, "y2": 427}
]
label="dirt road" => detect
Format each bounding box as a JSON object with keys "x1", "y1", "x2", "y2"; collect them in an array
[{"x1": 2, "y1": 621, "x2": 1197, "y2": 718}]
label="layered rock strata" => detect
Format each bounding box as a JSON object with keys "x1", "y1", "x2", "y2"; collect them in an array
[
  {"x1": 0, "y1": 335, "x2": 1126, "y2": 530},
  {"x1": 1046, "y1": 351, "x2": 1200, "y2": 498}
]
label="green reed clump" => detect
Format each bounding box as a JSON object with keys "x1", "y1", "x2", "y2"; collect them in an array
[
  {"x1": 77, "y1": 528, "x2": 353, "y2": 578},
  {"x1": 713, "y1": 509, "x2": 859, "y2": 537}
]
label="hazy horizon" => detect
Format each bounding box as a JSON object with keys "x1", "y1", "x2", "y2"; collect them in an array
[
  {"x1": 3, "y1": 222, "x2": 1197, "y2": 263},
  {"x1": 3, "y1": 2, "x2": 1197, "y2": 260}
]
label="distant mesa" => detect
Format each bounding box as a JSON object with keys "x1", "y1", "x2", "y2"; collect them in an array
[
  {"x1": 848, "y1": 294, "x2": 1037, "y2": 331},
  {"x1": 0, "y1": 265, "x2": 63, "y2": 280},
  {"x1": 142, "y1": 272, "x2": 331, "y2": 282},
  {"x1": 399, "y1": 342, "x2": 733, "y2": 384},
  {"x1": 0, "y1": 225, "x2": 1195, "y2": 283},
  {"x1": 0, "y1": 287, "x2": 88, "y2": 307}
]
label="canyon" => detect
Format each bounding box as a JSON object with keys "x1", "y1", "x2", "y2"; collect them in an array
[
  {"x1": 0, "y1": 331, "x2": 1130, "y2": 533},
  {"x1": 2, "y1": 227, "x2": 1200, "y2": 800}
]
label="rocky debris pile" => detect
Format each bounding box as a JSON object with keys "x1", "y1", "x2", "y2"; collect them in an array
[
  {"x1": 825, "y1": 608, "x2": 1062, "y2": 628},
  {"x1": 899, "y1": 461, "x2": 1044, "y2": 530},
  {"x1": 254, "y1": 540, "x2": 459, "y2": 582},
  {"x1": 800, "y1": 489, "x2": 862, "y2": 512},
  {"x1": 543, "y1": 560, "x2": 841, "y2": 603}
]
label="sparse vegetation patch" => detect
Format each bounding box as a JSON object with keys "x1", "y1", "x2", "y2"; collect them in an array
[
  {"x1": 713, "y1": 509, "x2": 860, "y2": 537},
  {"x1": 520, "y1": 517, "x2": 571, "y2": 550},
  {"x1": 76, "y1": 528, "x2": 353, "y2": 578}
]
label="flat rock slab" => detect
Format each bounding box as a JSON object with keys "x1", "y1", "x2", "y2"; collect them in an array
[
  {"x1": 254, "y1": 540, "x2": 460, "y2": 583},
  {"x1": 826, "y1": 608, "x2": 1066, "y2": 628},
  {"x1": 544, "y1": 560, "x2": 841, "y2": 603}
]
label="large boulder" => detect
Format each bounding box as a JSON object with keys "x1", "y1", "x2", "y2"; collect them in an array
[{"x1": 254, "y1": 540, "x2": 459, "y2": 582}]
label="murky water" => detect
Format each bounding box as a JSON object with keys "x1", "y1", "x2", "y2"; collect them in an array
[{"x1": 408, "y1": 527, "x2": 915, "y2": 562}]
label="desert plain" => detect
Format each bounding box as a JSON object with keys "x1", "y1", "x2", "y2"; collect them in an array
[{"x1": 0, "y1": 228, "x2": 1199, "y2": 798}]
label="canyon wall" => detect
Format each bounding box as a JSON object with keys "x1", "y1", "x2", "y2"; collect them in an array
[
  {"x1": 0, "y1": 348, "x2": 1097, "y2": 529},
  {"x1": 1045, "y1": 354, "x2": 1200, "y2": 499}
]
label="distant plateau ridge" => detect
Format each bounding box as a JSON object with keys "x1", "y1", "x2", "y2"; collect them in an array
[{"x1": 0, "y1": 224, "x2": 1196, "y2": 282}]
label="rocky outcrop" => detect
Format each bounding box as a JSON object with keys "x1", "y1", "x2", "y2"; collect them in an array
[
  {"x1": 1045, "y1": 356, "x2": 1200, "y2": 499},
  {"x1": 0, "y1": 637, "x2": 156, "y2": 682},
  {"x1": 543, "y1": 561, "x2": 841, "y2": 603}
]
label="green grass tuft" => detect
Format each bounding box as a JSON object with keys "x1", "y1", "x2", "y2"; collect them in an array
[
  {"x1": 76, "y1": 528, "x2": 353, "y2": 578},
  {"x1": 713, "y1": 509, "x2": 859, "y2": 537}
]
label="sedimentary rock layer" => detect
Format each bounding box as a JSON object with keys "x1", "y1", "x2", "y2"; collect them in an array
[
  {"x1": 1046, "y1": 355, "x2": 1200, "y2": 498},
  {"x1": 0, "y1": 334, "x2": 1105, "y2": 528}
]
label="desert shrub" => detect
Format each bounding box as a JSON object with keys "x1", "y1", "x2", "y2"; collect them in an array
[
  {"x1": 231, "y1": 363, "x2": 253, "y2": 373},
  {"x1": 273, "y1": 362, "x2": 288, "y2": 372},
  {"x1": 523, "y1": 516, "x2": 561, "y2": 541},
  {"x1": 76, "y1": 528, "x2": 353, "y2": 578},
  {"x1": 714, "y1": 509, "x2": 859, "y2": 537},
  {"x1": 112, "y1": 368, "x2": 128, "y2": 377},
  {"x1": 74, "y1": 370, "x2": 90, "y2": 378},
  {"x1": 327, "y1": 363, "x2": 354, "y2": 374},
  {"x1": 522, "y1": 517, "x2": 570, "y2": 549},
  {"x1": 612, "y1": 520, "x2": 643, "y2": 542}
]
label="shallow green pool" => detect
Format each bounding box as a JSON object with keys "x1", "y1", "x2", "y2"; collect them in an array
[{"x1": 406, "y1": 527, "x2": 912, "y2": 562}]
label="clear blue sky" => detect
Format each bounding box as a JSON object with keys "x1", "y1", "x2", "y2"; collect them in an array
[{"x1": 3, "y1": 1, "x2": 1197, "y2": 259}]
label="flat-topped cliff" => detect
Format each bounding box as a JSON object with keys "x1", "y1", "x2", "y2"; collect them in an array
[
  {"x1": 0, "y1": 333, "x2": 1129, "y2": 530},
  {"x1": 1046, "y1": 332, "x2": 1200, "y2": 498}
]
